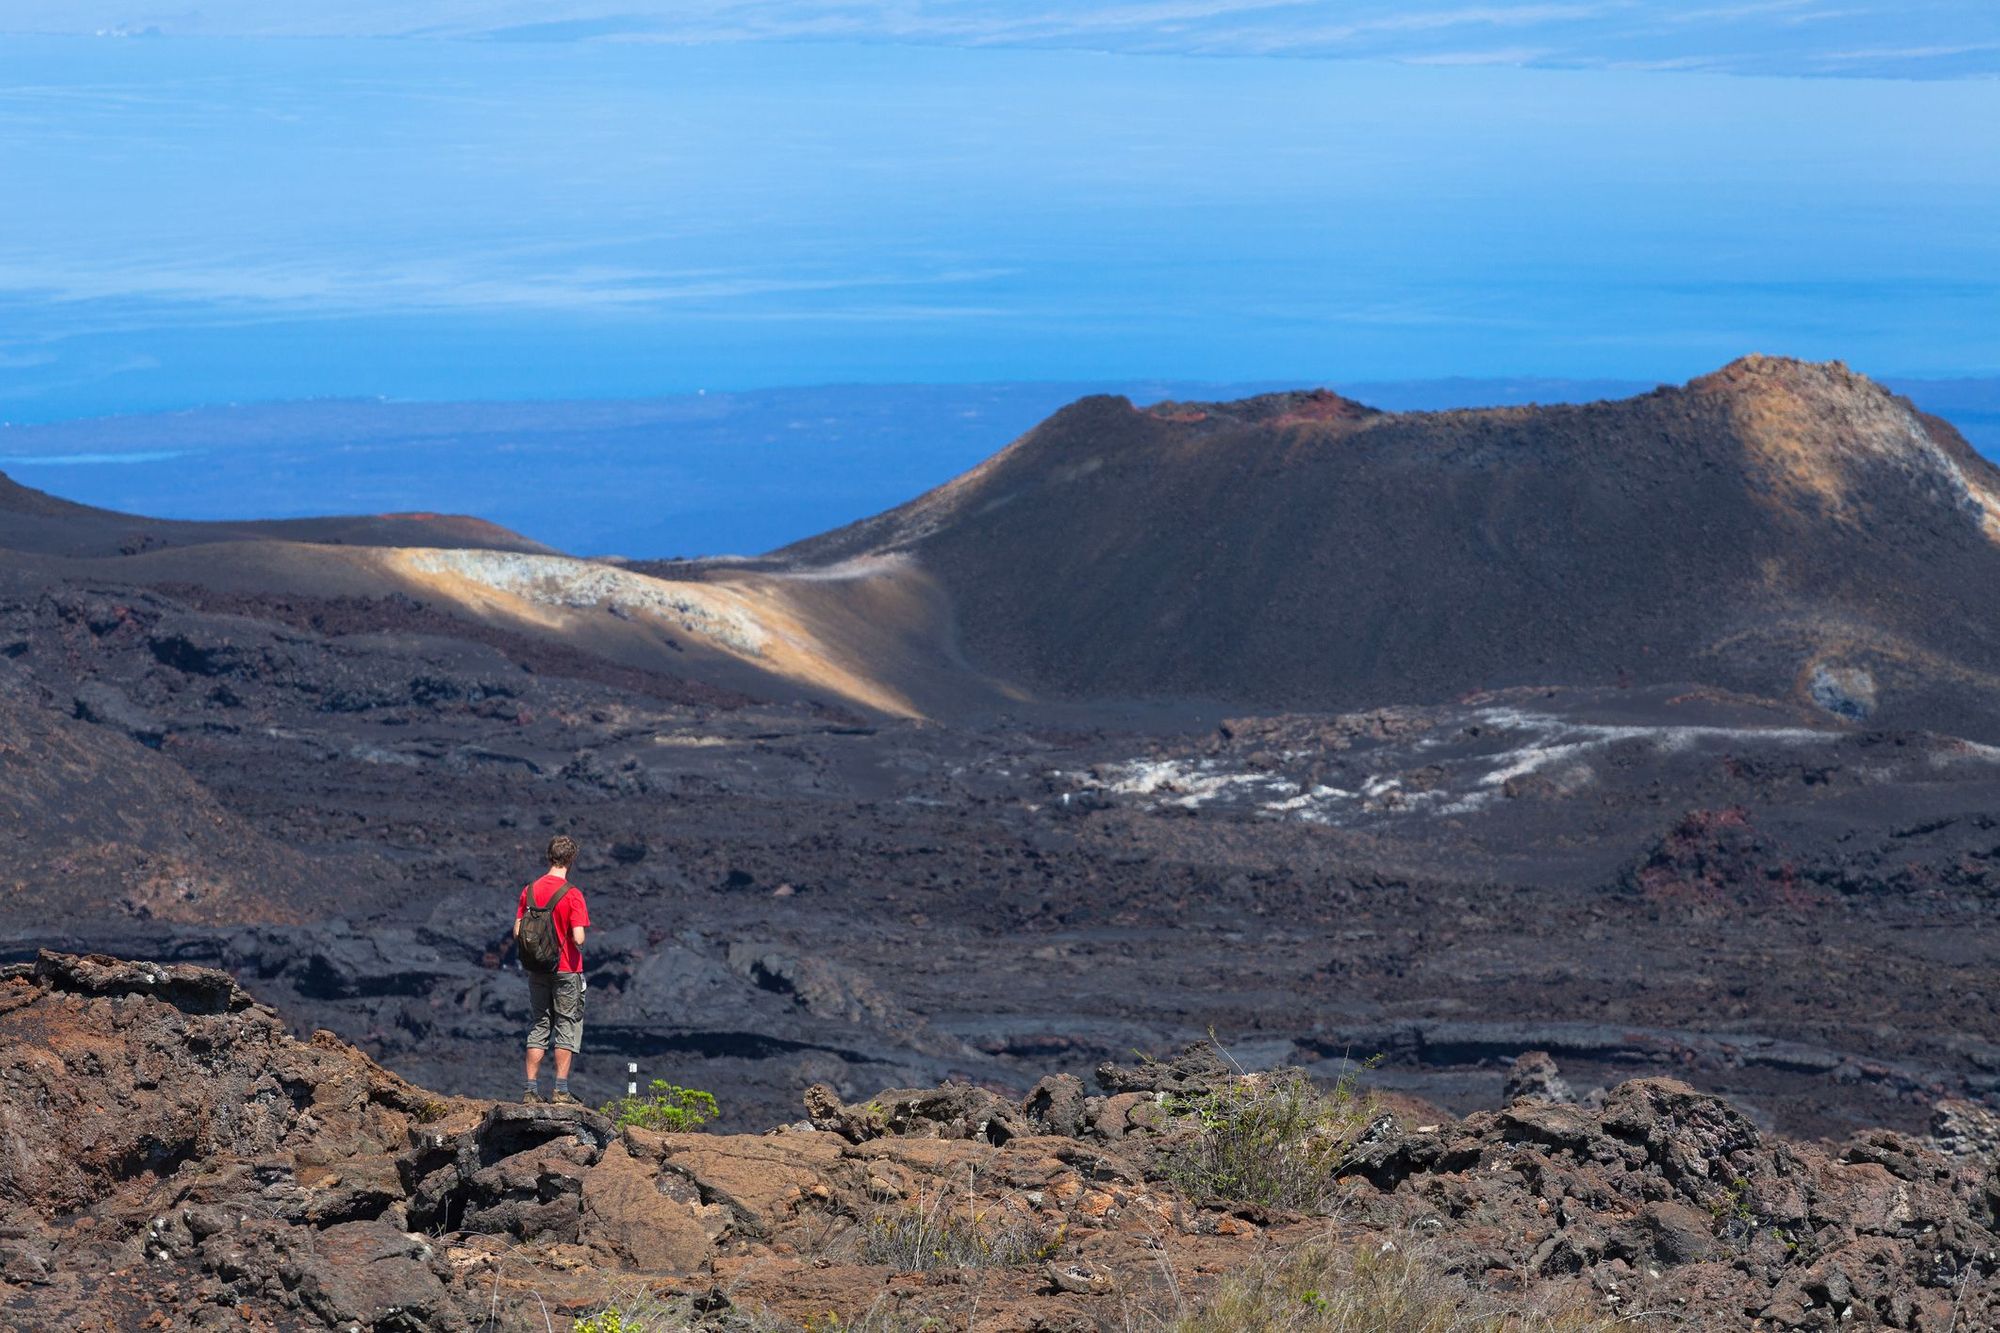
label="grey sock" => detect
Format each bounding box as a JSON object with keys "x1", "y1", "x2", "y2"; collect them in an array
[{"x1": 554, "y1": 1078, "x2": 570, "y2": 1093}]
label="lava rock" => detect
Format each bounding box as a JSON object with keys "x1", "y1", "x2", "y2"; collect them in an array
[
  {"x1": 1504, "y1": 1050, "x2": 1577, "y2": 1104},
  {"x1": 1022, "y1": 1073, "x2": 1089, "y2": 1137},
  {"x1": 71, "y1": 679, "x2": 165, "y2": 747}
]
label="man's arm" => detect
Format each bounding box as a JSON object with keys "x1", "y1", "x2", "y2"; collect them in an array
[{"x1": 571, "y1": 926, "x2": 587, "y2": 947}]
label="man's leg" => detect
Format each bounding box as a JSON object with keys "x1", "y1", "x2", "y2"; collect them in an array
[
  {"x1": 525, "y1": 1047, "x2": 545, "y2": 1081},
  {"x1": 550, "y1": 973, "x2": 584, "y2": 1103},
  {"x1": 523, "y1": 972, "x2": 555, "y2": 1100},
  {"x1": 550, "y1": 1043, "x2": 577, "y2": 1101}
]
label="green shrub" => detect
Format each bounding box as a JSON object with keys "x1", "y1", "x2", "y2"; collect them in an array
[
  {"x1": 1160, "y1": 1062, "x2": 1376, "y2": 1212},
  {"x1": 574, "y1": 1310, "x2": 642, "y2": 1333},
  {"x1": 598, "y1": 1080, "x2": 720, "y2": 1133}
]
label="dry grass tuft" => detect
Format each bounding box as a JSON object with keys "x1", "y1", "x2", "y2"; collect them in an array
[
  {"x1": 853, "y1": 1197, "x2": 1062, "y2": 1272},
  {"x1": 1150, "y1": 1239, "x2": 1643, "y2": 1333}
]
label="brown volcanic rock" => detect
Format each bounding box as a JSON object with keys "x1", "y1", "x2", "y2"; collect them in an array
[
  {"x1": 0, "y1": 952, "x2": 447, "y2": 1215},
  {"x1": 0, "y1": 951, "x2": 470, "y2": 1329},
  {"x1": 10, "y1": 952, "x2": 2000, "y2": 1330},
  {"x1": 0, "y1": 952, "x2": 1258, "y2": 1330},
  {"x1": 785, "y1": 357, "x2": 2000, "y2": 735},
  {"x1": 1338, "y1": 1077, "x2": 2000, "y2": 1329}
]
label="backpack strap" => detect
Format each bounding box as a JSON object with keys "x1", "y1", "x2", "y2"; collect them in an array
[{"x1": 540, "y1": 882, "x2": 571, "y2": 914}]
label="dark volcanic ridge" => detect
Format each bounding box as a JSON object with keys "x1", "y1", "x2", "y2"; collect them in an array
[
  {"x1": 779, "y1": 355, "x2": 2000, "y2": 738},
  {"x1": 0, "y1": 467, "x2": 558, "y2": 559}
]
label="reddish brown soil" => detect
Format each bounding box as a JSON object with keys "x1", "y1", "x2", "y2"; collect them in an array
[{"x1": 10, "y1": 953, "x2": 2000, "y2": 1332}]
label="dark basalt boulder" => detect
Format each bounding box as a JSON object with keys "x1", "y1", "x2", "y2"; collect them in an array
[
  {"x1": 1094, "y1": 1040, "x2": 1237, "y2": 1097},
  {"x1": 1022, "y1": 1072, "x2": 1090, "y2": 1138}
]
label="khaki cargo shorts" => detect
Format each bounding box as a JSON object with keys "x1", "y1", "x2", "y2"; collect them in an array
[{"x1": 526, "y1": 971, "x2": 585, "y2": 1052}]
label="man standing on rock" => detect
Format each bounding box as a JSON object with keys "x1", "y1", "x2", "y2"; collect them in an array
[{"x1": 515, "y1": 835, "x2": 590, "y2": 1105}]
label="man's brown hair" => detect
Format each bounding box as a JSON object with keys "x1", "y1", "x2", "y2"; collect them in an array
[{"x1": 546, "y1": 835, "x2": 578, "y2": 869}]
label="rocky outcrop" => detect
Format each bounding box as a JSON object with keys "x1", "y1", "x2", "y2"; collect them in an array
[
  {"x1": 1342, "y1": 1076, "x2": 2000, "y2": 1329},
  {"x1": 0, "y1": 951, "x2": 467, "y2": 1329},
  {"x1": 7, "y1": 955, "x2": 2000, "y2": 1331}
]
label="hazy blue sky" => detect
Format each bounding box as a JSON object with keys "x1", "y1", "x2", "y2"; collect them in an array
[
  {"x1": 1, "y1": 10, "x2": 1996, "y2": 422},
  {"x1": 11, "y1": 2, "x2": 1999, "y2": 79}
]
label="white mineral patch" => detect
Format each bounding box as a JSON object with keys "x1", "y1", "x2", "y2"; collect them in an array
[
  {"x1": 404, "y1": 550, "x2": 767, "y2": 656},
  {"x1": 1095, "y1": 757, "x2": 1301, "y2": 808},
  {"x1": 1066, "y1": 707, "x2": 1867, "y2": 828},
  {"x1": 1264, "y1": 784, "x2": 1354, "y2": 812},
  {"x1": 1468, "y1": 709, "x2": 1829, "y2": 792}
]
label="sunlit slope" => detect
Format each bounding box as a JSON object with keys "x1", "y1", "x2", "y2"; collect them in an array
[
  {"x1": 0, "y1": 466, "x2": 1004, "y2": 717},
  {"x1": 3, "y1": 528, "x2": 1004, "y2": 719}
]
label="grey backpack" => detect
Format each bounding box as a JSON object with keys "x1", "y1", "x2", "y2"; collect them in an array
[{"x1": 517, "y1": 883, "x2": 571, "y2": 974}]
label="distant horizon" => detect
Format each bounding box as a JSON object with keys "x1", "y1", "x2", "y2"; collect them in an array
[
  {"x1": 0, "y1": 371, "x2": 1675, "y2": 430},
  {"x1": 3, "y1": 358, "x2": 1996, "y2": 430},
  {"x1": 3, "y1": 358, "x2": 2000, "y2": 426},
  {"x1": 6, "y1": 371, "x2": 1996, "y2": 559}
]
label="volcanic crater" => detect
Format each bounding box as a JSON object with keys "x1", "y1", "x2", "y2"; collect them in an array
[{"x1": 3, "y1": 358, "x2": 1999, "y2": 1253}]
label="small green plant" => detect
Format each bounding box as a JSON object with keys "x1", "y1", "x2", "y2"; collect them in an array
[
  {"x1": 572, "y1": 1296, "x2": 690, "y2": 1333},
  {"x1": 599, "y1": 1080, "x2": 720, "y2": 1133},
  {"x1": 1707, "y1": 1175, "x2": 1755, "y2": 1227},
  {"x1": 574, "y1": 1311, "x2": 639, "y2": 1333},
  {"x1": 1161, "y1": 1059, "x2": 1379, "y2": 1212},
  {"x1": 572, "y1": 1289, "x2": 788, "y2": 1333}
]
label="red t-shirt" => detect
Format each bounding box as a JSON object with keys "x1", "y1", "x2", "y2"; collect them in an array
[{"x1": 516, "y1": 875, "x2": 590, "y2": 973}]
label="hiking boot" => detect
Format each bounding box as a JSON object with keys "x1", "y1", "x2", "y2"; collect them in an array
[
  {"x1": 523, "y1": 1088, "x2": 542, "y2": 1104},
  {"x1": 550, "y1": 1090, "x2": 579, "y2": 1106}
]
